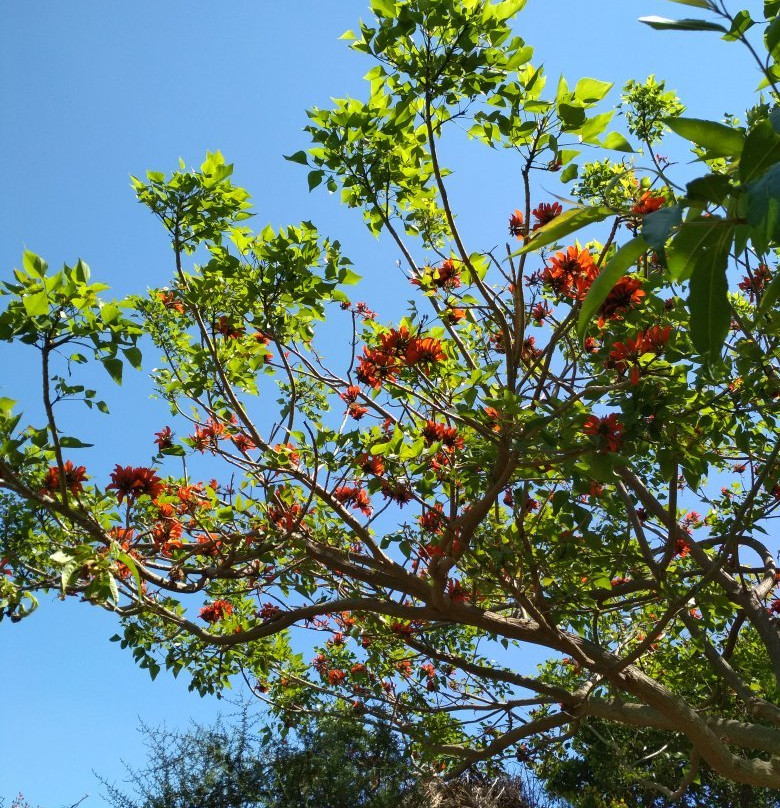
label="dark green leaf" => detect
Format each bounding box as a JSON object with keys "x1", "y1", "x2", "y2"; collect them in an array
[
  {"x1": 667, "y1": 219, "x2": 732, "y2": 281},
  {"x1": 103, "y1": 357, "x2": 123, "y2": 385},
  {"x1": 740, "y1": 119, "x2": 780, "y2": 183},
  {"x1": 665, "y1": 117, "x2": 744, "y2": 157},
  {"x1": 723, "y1": 9, "x2": 754, "y2": 40},
  {"x1": 639, "y1": 15, "x2": 728, "y2": 32},
  {"x1": 60, "y1": 436, "x2": 94, "y2": 449},
  {"x1": 123, "y1": 346, "x2": 143, "y2": 370},
  {"x1": 642, "y1": 205, "x2": 683, "y2": 249},
  {"x1": 284, "y1": 151, "x2": 309, "y2": 165},
  {"x1": 307, "y1": 170, "x2": 324, "y2": 191},
  {"x1": 686, "y1": 174, "x2": 732, "y2": 205},
  {"x1": 578, "y1": 237, "x2": 649, "y2": 339},
  {"x1": 517, "y1": 205, "x2": 613, "y2": 254},
  {"x1": 687, "y1": 228, "x2": 733, "y2": 361}
]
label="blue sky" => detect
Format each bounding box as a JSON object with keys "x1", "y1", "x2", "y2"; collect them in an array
[{"x1": 0, "y1": 1, "x2": 768, "y2": 805}]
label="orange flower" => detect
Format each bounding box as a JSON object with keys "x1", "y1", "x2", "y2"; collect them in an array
[
  {"x1": 199, "y1": 599, "x2": 233, "y2": 623},
  {"x1": 41, "y1": 460, "x2": 88, "y2": 496},
  {"x1": 541, "y1": 246, "x2": 598, "y2": 301},
  {"x1": 508, "y1": 210, "x2": 525, "y2": 239},
  {"x1": 631, "y1": 191, "x2": 665, "y2": 215},
  {"x1": 357, "y1": 453, "x2": 384, "y2": 476},
  {"x1": 598, "y1": 277, "x2": 645, "y2": 325},
  {"x1": 531, "y1": 202, "x2": 563, "y2": 230},
  {"x1": 405, "y1": 337, "x2": 446, "y2": 367},
  {"x1": 107, "y1": 465, "x2": 163, "y2": 504},
  {"x1": 582, "y1": 413, "x2": 624, "y2": 452}
]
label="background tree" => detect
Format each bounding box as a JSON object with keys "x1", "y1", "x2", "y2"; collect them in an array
[{"x1": 1, "y1": 0, "x2": 780, "y2": 802}]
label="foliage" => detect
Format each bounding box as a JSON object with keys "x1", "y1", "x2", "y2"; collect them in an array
[
  {"x1": 2, "y1": 0, "x2": 780, "y2": 802},
  {"x1": 99, "y1": 709, "x2": 423, "y2": 808}
]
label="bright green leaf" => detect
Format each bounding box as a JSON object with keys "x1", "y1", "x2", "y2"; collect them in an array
[
  {"x1": 665, "y1": 117, "x2": 744, "y2": 157},
  {"x1": 517, "y1": 205, "x2": 613, "y2": 254},
  {"x1": 23, "y1": 289, "x2": 49, "y2": 317}
]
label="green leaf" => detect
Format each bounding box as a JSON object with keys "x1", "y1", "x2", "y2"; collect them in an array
[
  {"x1": 686, "y1": 174, "x2": 732, "y2": 205},
  {"x1": 667, "y1": 219, "x2": 731, "y2": 282},
  {"x1": 740, "y1": 119, "x2": 780, "y2": 183},
  {"x1": 22, "y1": 289, "x2": 49, "y2": 317},
  {"x1": 578, "y1": 237, "x2": 649, "y2": 339},
  {"x1": 601, "y1": 132, "x2": 634, "y2": 152},
  {"x1": 664, "y1": 0, "x2": 712, "y2": 6},
  {"x1": 574, "y1": 78, "x2": 613, "y2": 103},
  {"x1": 60, "y1": 436, "x2": 94, "y2": 449},
  {"x1": 0, "y1": 397, "x2": 15, "y2": 417},
  {"x1": 101, "y1": 302, "x2": 121, "y2": 325},
  {"x1": 765, "y1": 16, "x2": 780, "y2": 55},
  {"x1": 517, "y1": 205, "x2": 613, "y2": 254},
  {"x1": 638, "y1": 15, "x2": 728, "y2": 32},
  {"x1": 757, "y1": 269, "x2": 780, "y2": 316},
  {"x1": 370, "y1": 0, "x2": 396, "y2": 18},
  {"x1": 723, "y1": 9, "x2": 754, "y2": 40},
  {"x1": 665, "y1": 117, "x2": 744, "y2": 157},
  {"x1": 687, "y1": 228, "x2": 733, "y2": 360},
  {"x1": 22, "y1": 250, "x2": 48, "y2": 277},
  {"x1": 103, "y1": 357, "x2": 123, "y2": 385},
  {"x1": 284, "y1": 151, "x2": 309, "y2": 165},
  {"x1": 746, "y1": 163, "x2": 780, "y2": 253},
  {"x1": 642, "y1": 205, "x2": 683, "y2": 249},
  {"x1": 307, "y1": 170, "x2": 324, "y2": 191},
  {"x1": 123, "y1": 346, "x2": 143, "y2": 370},
  {"x1": 116, "y1": 550, "x2": 143, "y2": 595}
]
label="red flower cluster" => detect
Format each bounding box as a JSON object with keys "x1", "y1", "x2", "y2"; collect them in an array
[
  {"x1": 191, "y1": 419, "x2": 226, "y2": 453},
  {"x1": 541, "y1": 246, "x2": 598, "y2": 301},
  {"x1": 606, "y1": 326, "x2": 671, "y2": 383},
  {"x1": 41, "y1": 461, "x2": 88, "y2": 497},
  {"x1": 340, "y1": 385, "x2": 368, "y2": 420},
  {"x1": 157, "y1": 290, "x2": 186, "y2": 313},
  {"x1": 414, "y1": 259, "x2": 462, "y2": 290},
  {"x1": 598, "y1": 277, "x2": 645, "y2": 326},
  {"x1": 508, "y1": 210, "x2": 525, "y2": 238},
  {"x1": 107, "y1": 465, "x2": 163, "y2": 504},
  {"x1": 419, "y1": 503, "x2": 445, "y2": 533},
  {"x1": 582, "y1": 413, "x2": 624, "y2": 452},
  {"x1": 355, "y1": 327, "x2": 446, "y2": 389},
  {"x1": 199, "y1": 599, "x2": 234, "y2": 623},
  {"x1": 154, "y1": 426, "x2": 173, "y2": 451},
  {"x1": 357, "y1": 453, "x2": 384, "y2": 476},
  {"x1": 267, "y1": 503, "x2": 303, "y2": 533},
  {"x1": 332, "y1": 485, "x2": 372, "y2": 516},
  {"x1": 531, "y1": 202, "x2": 562, "y2": 230},
  {"x1": 421, "y1": 662, "x2": 438, "y2": 691},
  {"x1": 215, "y1": 316, "x2": 244, "y2": 339},
  {"x1": 738, "y1": 264, "x2": 772, "y2": 301},
  {"x1": 530, "y1": 302, "x2": 552, "y2": 324},
  {"x1": 381, "y1": 480, "x2": 413, "y2": 505},
  {"x1": 631, "y1": 191, "x2": 665, "y2": 215},
  {"x1": 421, "y1": 420, "x2": 463, "y2": 451}
]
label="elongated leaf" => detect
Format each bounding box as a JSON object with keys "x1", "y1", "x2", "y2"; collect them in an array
[
  {"x1": 642, "y1": 204, "x2": 683, "y2": 249},
  {"x1": 639, "y1": 15, "x2": 728, "y2": 32},
  {"x1": 740, "y1": 119, "x2": 780, "y2": 183},
  {"x1": 665, "y1": 0, "x2": 712, "y2": 6},
  {"x1": 667, "y1": 219, "x2": 731, "y2": 281},
  {"x1": 665, "y1": 117, "x2": 744, "y2": 156},
  {"x1": 687, "y1": 228, "x2": 733, "y2": 360},
  {"x1": 60, "y1": 436, "x2": 94, "y2": 448},
  {"x1": 757, "y1": 269, "x2": 780, "y2": 316},
  {"x1": 746, "y1": 162, "x2": 780, "y2": 252},
  {"x1": 578, "y1": 237, "x2": 649, "y2": 339},
  {"x1": 516, "y1": 205, "x2": 613, "y2": 254}
]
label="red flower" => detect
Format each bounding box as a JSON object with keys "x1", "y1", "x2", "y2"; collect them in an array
[
  {"x1": 356, "y1": 348, "x2": 398, "y2": 389},
  {"x1": 431, "y1": 259, "x2": 461, "y2": 289},
  {"x1": 531, "y1": 202, "x2": 563, "y2": 230},
  {"x1": 738, "y1": 264, "x2": 772, "y2": 301},
  {"x1": 421, "y1": 421, "x2": 463, "y2": 451},
  {"x1": 41, "y1": 461, "x2": 88, "y2": 496},
  {"x1": 259, "y1": 603, "x2": 282, "y2": 621},
  {"x1": 199, "y1": 599, "x2": 234, "y2": 623},
  {"x1": 191, "y1": 419, "x2": 226, "y2": 453},
  {"x1": 157, "y1": 290, "x2": 186, "y2": 313},
  {"x1": 215, "y1": 316, "x2": 244, "y2": 339},
  {"x1": 508, "y1": 210, "x2": 525, "y2": 239},
  {"x1": 598, "y1": 277, "x2": 645, "y2": 325},
  {"x1": 379, "y1": 326, "x2": 415, "y2": 358},
  {"x1": 347, "y1": 403, "x2": 368, "y2": 420},
  {"x1": 419, "y1": 503, "x2": 445, "y2": 533},
  {"x1": 355, "y1": 302, "x2": 377, "y2": 320},
  {"x1": 446, "y1": 308, "x2": 466, "y2": 324},
  {"x1": 340, "y1": 385, "x2": 362, "y2": 404},
  {"x1": 333, "y1": 485, "x2": 372, "y2": 516},
  {"x1": 327, "y1": 668, "x2": 347, "y2": 685},
  {"x1": 381, "y1": 480, "x2": 413, "y2": 505},
  {"x1": 268, "y1": 503, "x2": 303, "y2": 533},
  {"x1": 232, "y1": 433, "x2": 256, "y2": 453},
  {"x1": 769, "y1": 599, "x2": 780, "y2": 615},
  {"x1": 405, "y1": 337, "x2": 446, "y2": 367},
  {"x1": 447, "y1": 579, "x2": 469, "y2": 604},
  {"x1": 357, "y1": 453, "x2": 384, "y2": 476},
  {"x1": 675, "y1": 537, "x2": 691, "y2": 558},
  {"x1": 530, "y1": 302, "x2": 552, "y2": 324},
  {"x1": 582, "y1": 414, "x2": 624, "y2": 452},
  {"x1": 154, "y1": 426, "x2": 173, "y2": 451},
  {"x1": 107, "y1": 465, "x2": 163, "y2": 504},
  {"x1": 541, "y1": 246, "x2": 598, "y2": 301},
  {"x1": 631, "y1": 191, "x2": 665, "y2": 215}
]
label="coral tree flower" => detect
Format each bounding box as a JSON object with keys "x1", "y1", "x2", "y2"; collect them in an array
[
  {"x1": 631, "y1": 191, "x2": 665, "y2": 215},
  {"x1": 41, "y1": 461, "x2": 88, "y2": 496},
  {"x1": 583, "y1": 414, "x2": 624, "y2": 452},
  {"x1": 107, "y1": 465, "x2": 164, "y2": 504},
  {"x1": 541, "y1": 246, "x2": 598, "y2": 301},
  {"x1": 598, "y1": 277, "x2": 645, "y2": 325},
  {"x1": 508, "y1": 210, "x2": 525, "y2": 239},
  {"x1": 199, "y1": 599, "x2": 234, "y2": 623},
  {"x1": 531, "y1": 202, "x2": 562, "y2": 230}
]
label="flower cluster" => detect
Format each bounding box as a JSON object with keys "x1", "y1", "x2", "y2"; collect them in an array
[
  {"x1": 41, "y1": 461, "x2": 88, "y2": 497},
  {"x1": 582, "y1": 413, "x2": 624, "y2": 452},
  {"x1": 332, "y1": 485, "x2": 372, "y2": 516},
  {"x1": 541, "y1": 246, "x2": 598, "y2": 301},
  {"x1": 606, "y1": 326, "x2": 671, "y2": 383},
  {"x1": 413, "y1": 258, "x2": 462, "y2": 290},
  {"x1": 199, "y1": 599, "x2": 234, "y2": 623},
  {"x1": 106, "y1": 465, "x2": 163, "y2": 504},
  {"x1": 355, "y1": 327, "x2": 446, "y2": 389}
]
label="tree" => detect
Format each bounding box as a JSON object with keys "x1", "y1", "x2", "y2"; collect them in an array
[
  {"x1": 99, "y1": 710, "x2": 425, "y2": 808},
  {"x1": 1, "y1": 0, "x2": 780, "y2": 800}
]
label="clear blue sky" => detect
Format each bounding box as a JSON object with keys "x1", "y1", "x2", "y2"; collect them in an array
[{"x1": 0, "y1": 1, "x2": 764, "y2": 805}]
